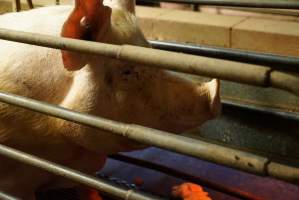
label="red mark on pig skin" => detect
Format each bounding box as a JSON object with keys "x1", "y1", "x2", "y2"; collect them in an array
[
  {"x1": 61, "y1": 0, "x2": 109, "y2": 70},
  {"x1": 172, "y1": 183, "x2": 212, "y2": 200}
]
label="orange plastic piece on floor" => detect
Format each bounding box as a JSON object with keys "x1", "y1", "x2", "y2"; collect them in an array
[
  {"x1": 172, "y1": 182, "x2": 212, "y2": 200},
  {"x1": 87, "y1": 188, "x2": 103, "y2": 200}
]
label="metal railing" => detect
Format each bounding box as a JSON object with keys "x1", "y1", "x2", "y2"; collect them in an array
[
  {"x1": 0, "y1": 144, "x2": 162, "y2": 200},
  {"x1": 1, "y1": 1, "x2": 299, "y2": 197},
  {"x1": 150, "y1": 40, "x2": 299, "y2": 72},
  {"x1": 137, "y1": 0, "x2": 299, "y2": 9},
  {"x1": 0, "y1": 28, "x2": 299, "y2": 97}
]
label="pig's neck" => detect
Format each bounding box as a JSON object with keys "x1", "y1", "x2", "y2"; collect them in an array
[{"x1": 60, "y1": 64, "x2": 105, "y2": 114}]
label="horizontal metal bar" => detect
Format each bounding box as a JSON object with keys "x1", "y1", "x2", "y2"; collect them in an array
[
  {"x1": 0, "y1": 28, "x2": 268, "y2": 86},
  {"x1": 137, "y1": 0, "x2": 299, "y2": 9},
  {"x1": 0, "y1": 144, "x2": 162, "y2": 200},
  {"x1": 222, "y1": 100, "x2": 299, "y2": 122},
  {"x1": 1, "y1": 28, "x2": 299, "y2": 97},
  {"x1": 0, "y1": 91, "x2": 299, "y2": 183},
  {"x1": 109, "y1": 154, "x2": 265, "y2": 200},
  {"x1": 0, "y1": 91, "x2": 268, "y2": 175},
  {"x1": 220, "y1": 7, "x2": 299, "y2": 17},
  {"x1": 0, "y1": 191, "x2": 20, "y2": 200},
  {"x1": 150, "y1": 40, "x2": 299, "y2": 73}
]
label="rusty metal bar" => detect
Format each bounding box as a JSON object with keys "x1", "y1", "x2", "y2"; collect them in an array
[
  {"x1": 109, "y1": 154, "x2": 265, "y2": 200},
  {"x1": 0, "y1": 91, "x2": 298, "y2": 184},
  {"x1": 0, "y1": 191, "x2": 20, "y2": 200},
  {"x1": 0, "y1": 144, "x2": 162, "y2": 200},
  {"x1": 0, "y1": 28, "x2": 298, "y2": 97},
  {"x1": 137, "y1": 0, "x2": 299, "y2": 9}
]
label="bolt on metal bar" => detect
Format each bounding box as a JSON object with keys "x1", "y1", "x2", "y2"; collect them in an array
[
  {"x1": 109, "y1": 154, "x2": 265, "y2": 200},
  {"x1": 150, "y1": 40, "x2": 299, "y2": 73},
  {"x1": 0, "y1": 91, "x2": 299, "y2": 183},
  {"x1": 137, "y1": 0, "x2": 299, "y2": 9},
  {"x1": 0, "y1": 191, "x2": 21, "y2": 200},
  {"x1": 1, "y1": 28, "x2": 299, "y2": 97},
  {"x1": 0, "y1": 144, "x2": 162, "y2": 200}
]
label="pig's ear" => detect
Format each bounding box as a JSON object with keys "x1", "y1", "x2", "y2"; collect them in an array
[{"x1": 61, "y1": 0, "x2": 111, "y2": 71}]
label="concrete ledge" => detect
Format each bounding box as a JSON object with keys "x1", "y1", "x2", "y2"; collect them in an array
[
  {"x1": 136, "y1": 6, "x2": 299, "y2": 57},
  {"x1": 232, "y1": 18, "x2": 299, "y2": 56},
  {"x1": 136, "y1": 6, "x2": 246, "y2": 47}
]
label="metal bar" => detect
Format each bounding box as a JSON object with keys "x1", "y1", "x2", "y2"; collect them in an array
[
  {"x1": 109, "y1": 154, "x2": 265, "y2": 200},
  {"x1": 0, "y1": 91, "x2": 298, "y2": 183},
  {"x1": 12, "y1": 0, "x2": 21, "y2": 12},
  {"x1": 219, "y1": 7, "x2": 299, "y2": 17},
  {"x1": 0, "y1": 191, "x2": 20, "y2": 200},
  {"x1": 137, "y1": 0, "x2": 299, "y2": 9},
  {"x1": 26, "y1": 0, "x2": 34, "y2": 9},
  {"x1": 0, "y1": 28, "x2": 265, "y2": 87},
  {"x1": 0, "y1": 144, "x2": 162, "y2": 200},
  {"x1": 150, "y1": 40, "x2": 299, "y2": 73},
  {"x1": 222, "y1": 100, "x2": 299, "y2": 122},
  {"x1": 1, "y1": 28, "x2": 297, "y2": 95},
  {"x1": 0, "y1": 91, "x2": 268, "y2": 175}
]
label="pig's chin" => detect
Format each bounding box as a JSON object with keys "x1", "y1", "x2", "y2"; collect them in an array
[{"x1": 161, "y1": 115, "x2": 210, "y2": 134}]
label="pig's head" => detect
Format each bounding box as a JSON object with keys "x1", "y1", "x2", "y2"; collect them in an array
[{"x1": 61, "y1": 0, "x2": 221, "y2": 153}]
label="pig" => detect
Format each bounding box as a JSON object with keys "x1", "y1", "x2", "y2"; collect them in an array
[{"x1": 0, "y1": 0, "x2": 221, "y2": 199}]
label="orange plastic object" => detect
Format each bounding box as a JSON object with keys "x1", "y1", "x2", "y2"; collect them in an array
[{"x1": 172, "y1": 183, "x2": 212, "y2": 200}]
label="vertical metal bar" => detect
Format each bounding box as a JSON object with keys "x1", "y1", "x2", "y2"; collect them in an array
[
  {"x1": 26, "y1": 0, "x2": 34, "y2": 9},
  {"x1": 12, "y1": 0, "x2": 21, "y2": 12}
]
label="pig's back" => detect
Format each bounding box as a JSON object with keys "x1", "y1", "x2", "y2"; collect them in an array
[
  {"x1": 0, "y1": 6, "x2": 73, "y2": 103},
  {"x1": 0, "y1": 6, "x2": 71, "y2": 35}
]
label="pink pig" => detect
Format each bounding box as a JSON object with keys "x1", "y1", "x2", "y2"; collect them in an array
[{"x1": 0, "y1": 0, "x2": 220, "y2": 199}]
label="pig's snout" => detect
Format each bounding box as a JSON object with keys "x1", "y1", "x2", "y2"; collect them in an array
[{"x1": 154, "y1": 75, "x2": 221, "y2": 133}]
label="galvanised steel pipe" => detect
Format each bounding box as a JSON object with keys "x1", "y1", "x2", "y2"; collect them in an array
[
  {"x1": 0, "y1": 28, "x2": 270, "y2": 86},
  {"x1": 0, "y1": 144, "x2": 162, "y2": 200},
  {"x1": 1, "y1": 28, "x2": 299, "y2": 96},
  {"x1": 0, "y1": 91, "x2": 268, "y2": 175},
  {"x1": 0, "y1": 191, "x2": 20, "y2": 200},
  {"x1": 0, "y1": 91, "x2": 299, "y2": 184},
  {"x1": 2, "y1": 28, "x2": 299, "y2": 97},
  {"x1": 137, "y1": 0, "x2": 299, "y2": 9},
  {"x1": 150, "y1": 40, "x2": 299, "y2": 72}
]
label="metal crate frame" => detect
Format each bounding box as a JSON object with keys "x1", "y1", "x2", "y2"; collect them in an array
[{"x1": 0, "y1": 1, "x2": 299, "y2": 199}]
